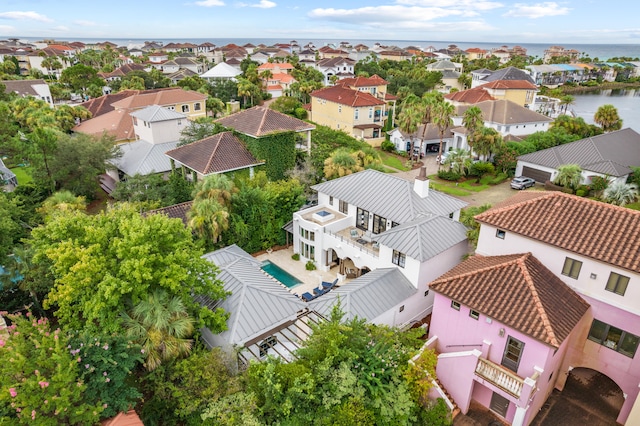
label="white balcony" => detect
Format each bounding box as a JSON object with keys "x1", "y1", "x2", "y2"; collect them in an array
[{"x1": 475, "y1": 357, "x2": 525, "y2": 398}]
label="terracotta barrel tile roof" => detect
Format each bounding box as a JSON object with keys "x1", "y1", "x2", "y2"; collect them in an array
[
  {"x1": 476, "y1": 192, "x2": 640, "y2": 273},
  {"x1": 216, "y1": 105, "x2": 314, "y2": 137},
  {"x1": 311, "y1": 85, "x2": 385, "y2": 107},
  {"x1": 430, "y1": 253, "x2": 589, "y2": 347},
  {"x1": 165, "y1": 131, "x2": 263, "y2": 175}
]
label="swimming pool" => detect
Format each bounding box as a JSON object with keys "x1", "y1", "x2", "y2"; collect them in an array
[{"x1": 261, "y1": 260, "x2": 303, "y2": 288}]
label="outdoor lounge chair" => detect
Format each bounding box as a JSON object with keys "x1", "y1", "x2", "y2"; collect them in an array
[
  {"x1": 321, "y1": 278, "x2": 339, "y2": 291},
  {"x1": 362, "y1": 231, "x2": 374, "y2": 243},
  {"x1": 301, "y1": 292, "x2": 314, "y2": 302},
  {"x1": 350, "y1": 229, "x2": 360, "y2": 239},
  {"x1": 313, "y1": 287, "x2": 325, "y2": 296}
]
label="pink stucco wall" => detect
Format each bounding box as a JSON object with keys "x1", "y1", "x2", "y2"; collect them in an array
[
  {"x1": 562, "y1": 295, "x2": 640, "y2": 424},
  {"x1": 430, "y1": 292, "x2": 581, "y2": 425}
]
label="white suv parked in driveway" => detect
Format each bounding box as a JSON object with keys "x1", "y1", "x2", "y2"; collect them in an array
[{"x1": 510, "y1": 176, "x2": 536, "y2": 190}]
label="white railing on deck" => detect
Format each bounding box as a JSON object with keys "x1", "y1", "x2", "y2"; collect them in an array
[
  {"x1": 475, "y1": 358, "x2": 525, "y2": 398},
  {"x1": 324, "y1": 229, "x2": 379, "y2": 257}
]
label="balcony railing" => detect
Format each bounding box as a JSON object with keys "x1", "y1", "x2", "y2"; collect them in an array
[
  {"x1": 475, "y1": 358, "x2": 525, "y2": 398},
  {"x1": 324, "y1": 229, "x2": 379, "y2": 258}
]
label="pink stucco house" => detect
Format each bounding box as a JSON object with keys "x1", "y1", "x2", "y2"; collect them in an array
[
  {"x1": 428, "y1": 252, "x2": 589, "y2": 425},
  {"x1": 429, "y1": 191, "x2": 640, "y2": 425}
]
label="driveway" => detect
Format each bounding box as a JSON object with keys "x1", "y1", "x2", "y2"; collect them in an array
[{"x1": 394, "y1": 155, "x2": 519, "y2": 208}]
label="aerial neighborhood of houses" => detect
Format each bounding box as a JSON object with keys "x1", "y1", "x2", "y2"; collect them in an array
[{"x1": 3, "y1": 35, "x2": 640, "y2": 426}]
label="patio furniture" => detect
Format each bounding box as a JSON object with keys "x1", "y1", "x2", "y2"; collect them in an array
[
  {"x1": 345, "y1": 268, "x2": 357, "y2": 279},
  {"x1": 372, "y1": 242, "x2": 380, "y2": 250},
  {"x1": 362, "y1": 231, "x2": 374, "y2": 243},
  {"x1": 301, "y1": 292, "x2": 314, "y2": 302},
  {"x1": 321, "y1": 278, "x2": 339, "y2": 291},
  {"x1": 313, "y1": 287, "x2": 325, "y2": 296},
  {"x1": 350, "y1": 229, "x2": 360, "y2": 239}
]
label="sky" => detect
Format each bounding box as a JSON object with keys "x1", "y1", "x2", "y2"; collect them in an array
[{"x1": 1, "y1": 0, "x2": 640, "y2": 45}]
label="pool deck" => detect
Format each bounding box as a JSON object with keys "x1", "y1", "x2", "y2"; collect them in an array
[{"x1": 255, "y1": 246, "x2": 347, "y2": 297}]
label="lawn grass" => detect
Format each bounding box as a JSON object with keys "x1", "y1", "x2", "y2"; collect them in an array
[
  {"x1": 379, "y1": 151, "x2": 411, "y2": 171},
  {"x1": 10, "y1": 166, "x2": 33, "y2": 185},
  {"x1": 427, "y1": 172, "x2": 509, "y2": 196}
]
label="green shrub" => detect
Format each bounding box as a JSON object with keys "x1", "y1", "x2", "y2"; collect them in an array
[
  {"x1": 437, "y1": 170, "x2": 461, "y2": 181},
  {"x1": 305, "y1": 260, "x2": 316, "y2": 270},
  {"x1": 576, "y1": 189, "x2": 587, "y2": 197},
  {"x1": 291, "y1": 253, "x2": 300, "y2": 261},
  {"x1": 576, "y1": 185, "x2": 591, "y2": 195},
  {"x1": 380, "y1": 140, "x2": 395, "y2": 152},
  {"x1": 469, "y1": 161, "x2": 495, "y2": 177},
  {"x1": 294, "y1": 107, "x2": 308, "y2": 119}
]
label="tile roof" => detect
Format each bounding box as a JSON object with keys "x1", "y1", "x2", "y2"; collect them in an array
[
  {"x1": 481, "y1": 66, "x2": 536, "y2": 85},
  {"x1": 216, "y1": 105, "x2": 315, "y2": 137},
  {"x1": 311, "y1": 84, "x2": 385, "y2": 107},
  {"x1": 445, "y1": 87, "x2": 496, "y2": 104},
  {"x1": 201, "y1": 246, "x2": 306, "y2": 345},
  {"x1": 317, "y1": 56, "x2": 356, "y2": 68},
  {"x1": 99, "y1": 63, "x2": 146, "y2": 79},
  {"x1": 165, "y1": 131, "x2": 263, "y2": 175},
  {"x1": 100, "y1": 410, "x2": 144, "y2": 426},
  {"x1": 308, "y1": 268, "x2": 417, "y2": 321},
  {"x1": 430, "y1": 253, "x2": 589, "y2": 347},
  {"x1": 456, "y1": 99, "x2": 553, "y2": 125},
  {"x1": 110, "y1": 88, "x2": 207, "y2": 109},
  {"x1": 257, "y1": 62, "x2": 294, "y2": 70},
  {"x1": 73, "y1": 108, "x2": 134, "y2": 141},
  {"x1": 144, "y1": 201, "x2": 193, "y2": 225},
  {"x1": 517, "y1": 128, "x2": 640, "y2": 177},
  {"x1": 2, "y1": 79, "x2": 48, "y2": 98},
  {"x1": 312, "y1": 169, "x2": 467, "y2": 223},
  {"x1": 475, "y1": 191, "x2": 640, "y2": 273},
  {"x1": 79, "y1": 88, "x2": 171, "y2": 118},
  {"x1": 337, "y1": 74, "x2": 389, "y2": 87}
]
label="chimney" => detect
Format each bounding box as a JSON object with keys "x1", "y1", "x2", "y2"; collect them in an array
[{"x1": 413, "y1": 166, "x2": 429, "y2": 198}]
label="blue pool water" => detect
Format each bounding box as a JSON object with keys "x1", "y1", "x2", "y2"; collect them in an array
[{"x1": 261, "y1": 260, "x2": 303, "y2": 288}]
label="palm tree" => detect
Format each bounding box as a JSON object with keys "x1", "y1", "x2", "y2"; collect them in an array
[
  {"x1": 417, "y1": 91, "x2": 442, "y2": 155},
  {"x1": 603, "y1": 182, "x2": 638, "y2": 206},
  {"x1": 206, "y1": 96, "x2": 225, "y2": 118},
  {"x1": 445, "y1": 148, "x2": 472, "y2": 176},
  {"x1": 188, "y1": 174, "x2": 235, "y2": 245},
  {"x1": 396, "y1": 94, "x2": 423, "y2": 164},
  {"x1": 432, "y1": 100, "x2": 455, "y2": 168},
  {"x1": 236, "y1": 77, "x2": 254, "y2": 107},
  {"x1": 323, "y1": 148, "x2": 362, "y2": 179},
  {"x1": 594, "y1": 104, "x2": 623, "y2": 132},
  {"x1": 559, "y1": 95, "x2": 575, "y2": 114},
  {"x1": 554, "y1": 164, "x2": 583, "y2": 191},
  {"x1": 462, "y1": 106, "x2": 484, "y2": 152},
  {"x1": 473, "y1": 126, "x2": 503, "y2": 161},
  {"x1": 121, "y1": 289, "x2": 194, "y2": 371}
]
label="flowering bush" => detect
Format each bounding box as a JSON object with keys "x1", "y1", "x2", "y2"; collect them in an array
[{"x1": 0, "y1": 312, "x2": 102, "y2": 425}]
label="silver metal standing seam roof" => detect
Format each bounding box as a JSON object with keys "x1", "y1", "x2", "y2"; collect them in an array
[
  {"x1": 203, "y1": 256, "x2": 306, "y2": 346},
  {"x1": 308, "y1": 268, "x2": 417, "y2": 322},
  {"x1": 517, "y1": 128, "x2": 640, "y2": 177},
  {"x1": 311, "y1": 169, "x2": 467, "y2": 223},
  {"x1": 374, "y1": 214, "x2": 469, "y2": 262},
  {"x1": 129, "y1": 105, "x2": 187, "y2": 123},
  {"x1": 201, "y1": 244, "x2": 262, "y2": 268},
  {"x1": 112, "y1": 140, "x2": 179, "y2": 176}
]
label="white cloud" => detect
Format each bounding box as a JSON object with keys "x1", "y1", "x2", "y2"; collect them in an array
[
  {"x1": 252, "y1": 0, "x2": 276, "y2": 8},
  {"x1": 51, "y1": 25, "x2": 70, "y2": 32},
  {"x1": 74, "y1": 20, "x2": 98, "y2": 27},
  {"x1": 503, "y1": 2, "x2": 570, "y2": 19},
  {"x1": 0, "y1": 11, "x2": 53, "y2": 22},
  {"x1": 397, "y1": 0, "x2": 503, "y2": 11},
  {"x1": 309, "y1": 6, "x2": 469, "y2": 23},
  {"x1": 194, "y1": 0, "x2": 225, "y2": 6}
]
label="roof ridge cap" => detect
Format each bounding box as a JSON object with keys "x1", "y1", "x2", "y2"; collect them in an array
[
  {"x1": 204, "y1": 133, "x2": 224, "y2": 173},
  {"x1": 431, "y1": 253, "x2": 525, "y2": 284},
  {"x1": 517, "y1": 254, "x2": 559, "y2": 346}
]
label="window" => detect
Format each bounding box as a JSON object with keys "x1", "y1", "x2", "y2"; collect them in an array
[
  {"x1": 501, "y1": 336, "x2": 524, "y2": 372},
  {"x1": 469, "y1": 310, "x2": 480, "y2": 320},
  {"x1": 392, "y1": 250, "x2": 406, "y2": 268},
  {"x1": 588, "y1": 319, "x2": 639, "y2": 357},
  {"x1": 354, "y1": 108, "x2": 359, "y2": 120},
  {"x1": 606, "y1": 272, "x2": 630, "y2": 296},
  {"x1": 373, "y1": 214, "x2": 387, "y2": 234},
  {"x1": 424, "y1": 290, "x2": 429, "y2": 297},
  {"x1": 194, "y1": 102, "x2": 201, "y2": 111},
  {"x1": 496, "y1": 229, "x2": 506, "y2": 239},
  {"x1": 391, "y1": 221, "x2": 400, "y2": 228},
  {"x1": 338, "y1": 105, "x2": 342, "y2": 113},
  {"x1": 356, "y1": 207, "x2": 369, "y2": 230},
  {"x1": 181, "y1": 105, "x2": 189, "y2": 113},
  {"x1": 329, "y1": 196, "x2": 333, "y2": 205},
  {"x1": 368, "y1": 107, "x2": 373, "y2": 119},
  {"x1": 561, "y1": 257, "x2": 583, "y2": 279},
  {"x1": 299, "y1": 241, "x2": 315, "y2": 260},
  {"x1": 399, "y1": 305, "x2": 405, "y2": 312},
  {"x1": 259, "y1": 336, "x2": 278, "y2": 358},
  {"x1": 299, "y1": 228, "x2": 315, "y2": 241},
  {"x1": 132, "y1": 117, "x2": 138, "y2": 125},
  {"x1": 451, "y1": 301, "x2": 460, "y2": 311},
  {"x1": 339, "y1": 200, "x2": 348, "y2": 214}
]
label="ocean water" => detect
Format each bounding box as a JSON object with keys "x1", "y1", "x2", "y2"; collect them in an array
[{"x1": 13, "y1": 36, "x2": 640, "y2": 61}]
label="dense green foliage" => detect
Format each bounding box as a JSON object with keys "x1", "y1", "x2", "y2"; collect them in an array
[
  {"x1": 239, "y1": 131, "x2": 296, "y2": 181},
  {"x1": 28, "y1": 205, "x2": 228, "y2": 334}
]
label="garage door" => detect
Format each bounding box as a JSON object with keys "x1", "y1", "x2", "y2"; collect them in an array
[{"x1": 522, "y1": 166, "x2": 552, "y2": 183}]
